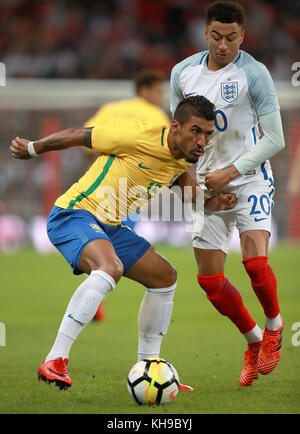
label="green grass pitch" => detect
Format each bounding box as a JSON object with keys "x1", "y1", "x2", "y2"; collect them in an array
[{"x1": 0, "y1": 243, "x2": 299, "y2": 414}]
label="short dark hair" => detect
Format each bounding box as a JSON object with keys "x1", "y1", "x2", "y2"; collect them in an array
[
  {"x1": 174, "y1": 96, "x2": 216, "y2": 124},
  {"x1": 133, "y1": 69, "x2": 166, "y2": 93},
  {"x1": 205, "y1": 1, "x2": 246, "y2": 28}
]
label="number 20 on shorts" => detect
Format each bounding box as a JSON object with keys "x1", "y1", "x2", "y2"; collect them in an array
[{"x1": 248, "y1": 194, "x2": 272, "y2": 221}]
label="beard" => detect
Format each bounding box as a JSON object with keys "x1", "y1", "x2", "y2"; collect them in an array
[{"x1": 184, "y1": 155, "x2": 199, "y2": 164}]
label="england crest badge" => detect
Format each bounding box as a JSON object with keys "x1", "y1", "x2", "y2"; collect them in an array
[{"x1": 221, "y1": 81, "x2": 238, "y2": 103}]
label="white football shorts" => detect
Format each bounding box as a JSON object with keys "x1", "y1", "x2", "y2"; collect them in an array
[{"x1": 192, "y1": 179, "x2": 275, "y2": 254}]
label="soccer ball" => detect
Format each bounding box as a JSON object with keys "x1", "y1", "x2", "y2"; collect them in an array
[{"x1": 127, "y1": 358, "x2": 180, "y2": 405}]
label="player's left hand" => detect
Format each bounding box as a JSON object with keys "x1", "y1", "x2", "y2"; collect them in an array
[
  {"x1": 205, "y1": 166, "x2": 241, "y2": 192},
  {"x1": 205, "y1": 193, "x2": 237, "y2": 211},
  {"x1": 10, "y1": 137, "x2": 32, "y2": 159}
]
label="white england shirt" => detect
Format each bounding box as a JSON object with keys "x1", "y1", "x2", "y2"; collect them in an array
[{"x1": 170, "y1": 50, "x2": 280, "y2": 189}]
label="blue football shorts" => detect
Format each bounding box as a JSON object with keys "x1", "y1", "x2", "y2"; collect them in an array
[{"x1": 47, "y1": 206, "x2": 151, "y2": 275}]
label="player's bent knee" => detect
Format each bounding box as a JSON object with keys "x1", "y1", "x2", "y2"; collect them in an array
[
  {"x1": 87, "y1": 256, "x2": 124, "y2": 282},
  {"x1": 148, "y1": 263, "x2": 177, "y2": 289},
  {"x1": 168, "y1": 265, "x2": 177, "y2": 286},
  {"x1": 160, "y1": 265, "x2": 177, "y2": 288},
  {"x1": 99, "y1": 258, "x2": 124, "y2": 283}
]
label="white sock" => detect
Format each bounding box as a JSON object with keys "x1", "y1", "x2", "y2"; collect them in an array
[
  {"x1": 265, "y1": 314, "x2": 282, "y2": 330},
  {"x1": 45, "y1": 270, "x2": 115, "y2": 362},
  {"x1": 243, "y1": 324, "x2": 263, "y2": 344},
  {"x1": 137, "y1": 282, "x2": 176, "y2": 361},
  {"x1": 45, "y1": 332, "x2": 74, "y2": 361}
]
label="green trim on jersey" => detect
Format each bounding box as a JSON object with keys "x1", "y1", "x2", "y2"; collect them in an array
[
  {"x1": 67, "y1": 154, "x2": 116, "y2": 209},
  {"x1": 161, "y1": 127, "x2": 166, "y2": 146}
]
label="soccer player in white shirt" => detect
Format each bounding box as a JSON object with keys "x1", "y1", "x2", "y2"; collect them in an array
[{"x1": 170, "y1": 1, "x2": 285, "y2": 386}]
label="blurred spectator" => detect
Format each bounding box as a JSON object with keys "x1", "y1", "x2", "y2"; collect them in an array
[
  {"x1": 0, "y1": 0, "x2": 299, "y2": 80},
  {"x1": 84, "y1": 68, "x2": 170, "y2": 126}
]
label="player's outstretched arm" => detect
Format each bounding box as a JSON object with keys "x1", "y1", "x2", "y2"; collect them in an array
[{"x1": 10, "y1": 127, "x2": 93, "y2": 159}]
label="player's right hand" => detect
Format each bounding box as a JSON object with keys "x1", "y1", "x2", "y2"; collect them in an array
[{"x1": 10, "y1": 137, "x2": 32, "y2": 159}]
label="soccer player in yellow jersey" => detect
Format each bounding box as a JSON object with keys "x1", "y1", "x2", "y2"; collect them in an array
[
  {"x1": 11, "y1": 96, "x2": 236, "y2": 390},
  {"x1": 84, "y1": 69, "x2": 170, "y2": 129},
  {"x1": 84, "y1": 69, "x2": 170, "y2": 320}
]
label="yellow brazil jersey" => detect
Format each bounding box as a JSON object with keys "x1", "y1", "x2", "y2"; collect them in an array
[
  {"x1": 55, "y1": 121, "x2": 192, "y2": 226},
  {"x1": 84, "y1": 97, "x2": 170, "y2": 127}
]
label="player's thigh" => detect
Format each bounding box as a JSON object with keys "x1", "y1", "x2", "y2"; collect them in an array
[
  {"x1": 125, "y1": 246, "x2": 177, "y2": 288},
  {"x1": 240, "y1": 229, "x2": 270, "y2": 259},
  {"x1": 193, "y1": 247, "x2": 227, "y2": 275},
  {"x1": 235, "y1": 181, "x2": 273, "y2": 259},
  {"x1": 79, "y1": 238, "x2": 124, "y2": 281},
  {"x1": 47, "y1": 206, "x2": 123, "y2": 279},
  {"x1": 192, "y1": 208, "x2": 235, "y2": 275}
]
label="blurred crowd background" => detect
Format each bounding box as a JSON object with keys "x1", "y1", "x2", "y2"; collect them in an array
[
  {"x1": 0, "y1": 0, "x2": 300, "y2": 253},
  {"x1": 1, "y1": 0, "x2": 299, "y2": 81}
]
